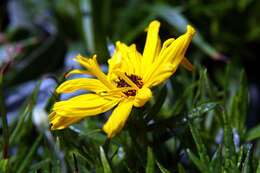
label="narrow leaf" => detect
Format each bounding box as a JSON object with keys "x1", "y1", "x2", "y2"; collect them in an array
[
  {"x1": 100, "y1": 146, "x2": 112, "y2": 173},
  {"x1": 188, "y1": 102, "x2": 218, "y2": 120},
  {"x1": 146, "y1": 85, "x2": 167, "y2": 122},
  {"x1": 186, "y1": 149, "x2": 208, "y2": 173},
  {"x1": 246, "y1": 124, "x2": 260, "y2": 142},
  {"x1": 187, "y1": 121, "x2": 210, "y2": 165},
  {"x1": 0, "y1": 159, "x2": 8, "y2": 173},
  {"x1": 170, "y1": 82, "x2": 197, "y2": 116},
  {"x1": 156, "y1": 161, "x2": 170, "y2": 173},
  {"x1": 178, "y1": 163, "x2": 186, "y2": 173},
  {"x1": 17, "y1": 133, "x2": 44, "y2": 173},
  {"x1": 221, "y1": 108, "x2": 236, "y2": 169},
  {"x1": 9, "y1": 103, "x2": 31, "y2": 145},
  {"x1": 146, "y1": 147, "x2": 155, "y2": 173},
  {"x1": 242, "y1": 144, "x2": 253, "y2": 173},
  {"x1": 210, "y1": 145, "x2": 222, "y2": 173},
  {"x1": 257, "y1": 160, "x2": 260, "y2": 173}
]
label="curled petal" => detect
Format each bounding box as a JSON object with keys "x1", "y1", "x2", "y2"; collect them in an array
[
  {"x1": 74, "y1": 54, "x2": 116, "y2": 89},
  {"x1": 144, "y1": 25, "x2": 195, "y2": 88},
  {"x1": 141, "y1": 20, "x2": 161, "y2": 76}
]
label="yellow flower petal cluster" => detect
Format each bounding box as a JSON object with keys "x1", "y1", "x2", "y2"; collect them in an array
[{"x1": 49, "y1": 20, "x2": 195, "y2": 138}]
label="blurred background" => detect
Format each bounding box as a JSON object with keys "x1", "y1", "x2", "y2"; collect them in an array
[{"x1": 1, "y1": 0, "x2": 260, "y2": 172}]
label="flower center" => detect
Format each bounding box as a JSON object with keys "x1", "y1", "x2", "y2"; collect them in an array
[{"x1": 116, "y1": 73, "x2": 143, "y2": 96}]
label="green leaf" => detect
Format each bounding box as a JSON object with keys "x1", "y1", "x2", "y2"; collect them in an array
[
  {"x1": 187, "y1": 102, "x2": 218, "y2": 120},
  {"x1": 156, "y1": 161, "x2": 170, "y2": 173},
  {"x1": 242, "y1": 144, "x2": 253, "y2": 173},
  {"x1": 100, "y1": 146, "x2": 112, "y2": 173},
  {"x1": 29, "y1": 158, "x2": 51, "y2": 172},
  {"x1": 257, "y1": 160, "x2": 260, "y2": 173},
  {"x1": 146, "y1": 85, "x2": 167, "y2": 122},
  {"x1": 237, "y1": 146, "x2": 245, "y2": 169},
  {"x1": 146, "y1": 147, "x2": 155, "y2": 173},
  {"x1": 221, "y1": 108, "x2": 236, "y2": 170},
  {"x1": 194, "y1": 69, "x2": 216, "y2": 103},
  {"x1": 228, "y1": 69, "x2": 248, "y2": 136},
  {"x1": 170, "y1": 82, "x2": 197, "y2": 116},
  {"x1": 187, "y1": 121, "x2": 210, "y2": 165},
  {"x1": 9, "y1": 103, "x2": 32, "y2": 145},
  {"x1": 186, "y1": 149, "x2": 208, "y2": 173},
  {"x1": 17, "y1": 133, "x2": 44, "y2": 173},
  {"x1": 79, "y1": 129, "x2": 102, "y2": 136},
  {"x1": 0, "y1": 159, "x2": 8, "y2": 173},
  {"x1": 246, "y1": 124, "x2": 260, "y2": 141},
  {"x1": 210, "y1": 145, "x2": 222, "y2": 173},
  {"x1": 178, "y1": 163, "x2": 186, "y2": 173}
]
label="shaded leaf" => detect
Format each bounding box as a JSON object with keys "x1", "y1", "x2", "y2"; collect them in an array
[
  {"x1": 146, "y1": 147, "x2": 155, "y2": 173},
  {"x1": 242, "y1": 144, "x2": 253, "y2": 173},
  {"x1": 186, "y1": 149, "x2": 208, "y2": 173},
  {"x1": 187, "y1": 121, "x2": 210, "y2": 165},
  {"x1": 246, "y1": 124, "x2": 260, "y2": 141},
  {"x1": 156, "y1": 161, "x2": 170, "y2": 173},
  {"x1": 17, "y1": 133, "x2": 44, "y2": 173},
  {"x1": 100, "y1": 146, "x2": 112, "y2": 173},
  {"x1": 146, "y1": 85, "x2": 167, "y2": 122}
]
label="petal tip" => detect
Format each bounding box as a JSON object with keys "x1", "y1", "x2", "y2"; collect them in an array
[
  {"x1": 77, "y1": 53, "x2": 83, "y2": 59},
  {"x1": 145, "y1": 20, "x2": 161, "y2": 32},
  {"x1": 150, "y1": 20, "x2": 160, "y2": 26},
  {"x1": 187, "y1": 25, "x2": 196, "y2": 36}
]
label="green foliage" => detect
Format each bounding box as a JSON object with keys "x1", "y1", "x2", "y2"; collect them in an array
[{"x1": 1, "y1": 0, "x2": 259, "y2": 172}]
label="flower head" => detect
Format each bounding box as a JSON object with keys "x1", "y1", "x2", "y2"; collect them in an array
[{"x1": 49, "y1": 20, "x2": 195, "y2": 138}]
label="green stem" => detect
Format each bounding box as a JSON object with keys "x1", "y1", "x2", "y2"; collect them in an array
[{"x1": 0, "y1": 74, "x2": 9, "y2": 159}]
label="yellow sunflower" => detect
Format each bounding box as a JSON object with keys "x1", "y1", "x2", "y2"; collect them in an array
[{"x1": 49, "y1": 20, "x2": 195, "y2": 138}]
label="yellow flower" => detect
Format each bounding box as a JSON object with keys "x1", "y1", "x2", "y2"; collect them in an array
[{"x1": 49, "y1": 20, "x2": 195, "y2": 138}]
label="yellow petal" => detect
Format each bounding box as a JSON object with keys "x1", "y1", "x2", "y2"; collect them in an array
[
  {"x1": 128, "y1": 44, "x2": 142, "y2": 76},
  {"x1": 144, "y1": 25, "x2": 195, "y2": 88},
  {"x1": 181, "y1": 57, "x2": 195, "y2": 71},
  {"x1": 107, "y1": 42, "x2": 142, "y2": 80},
  {"x1": 142, "y1": 20, "x2": 161, "y2": 74},
  {"x1": 134, "y1": 87, "x2": 152, "y2": 107},
  {"x1": 65, "y1": 69, "x2": 92, "y2": 78},
  {"x1": 103, "y1": 99, "x2": 134, "y2": 138},
  {"x1": 49, "y1": 112, "x2": 83, "y2": 130},
  {"x1": 74, "y1": 54, "x2": 115, "y2": 89},
  {"x1": 52, "y1": 93, "x2": 120, "y2": 117},
  {"x1": 56, "y1": 78, "x2": 109, "y2": 93},
  {"x1": 142, "y1": 38, "x2": 174, "y2": 83}
]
